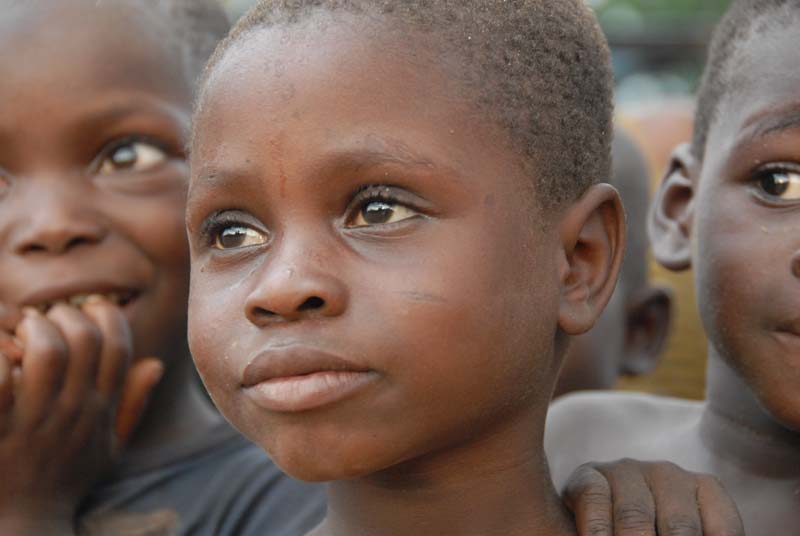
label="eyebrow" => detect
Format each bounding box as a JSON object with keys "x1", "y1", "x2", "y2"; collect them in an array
[
  {"x1": 67, "y1": 95, "x2": 188, "y2": 141},
  {"x1": 741, "y1": 102, "x2": 800, "y2": 142}
]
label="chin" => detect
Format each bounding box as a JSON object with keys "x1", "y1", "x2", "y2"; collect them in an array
[{"x1": 256, "y1": 427, "x2": 402, "y2": 482}]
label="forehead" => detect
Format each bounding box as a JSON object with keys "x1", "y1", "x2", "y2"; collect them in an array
[
  {"x1": 707, "y1": 21, "x2": 800, "y2": 160},
  {"x1": 0, "y1": 0, "x2": 189, "y2": 102},
  {"x1": 192, "y1": 18, "x2": 527, "y2": 194}
]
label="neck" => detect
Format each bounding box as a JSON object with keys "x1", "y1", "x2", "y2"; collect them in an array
[
  {"x1": 701, "y1": 351, "x2": 800, "y2": 478},
  {"x1": 315, "y1": 410, "x2": 575, "y2": 536},
  {"x1": 125, "y1": 344, "x2": 222, "y2": 458}
]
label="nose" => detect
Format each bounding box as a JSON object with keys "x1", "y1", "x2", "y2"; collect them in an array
[
  {"x1": 244, "y1": 243, "x2": 349, "y2": 325},
  {"x1": 792, "y1": 251, "x2": 800, "y2": 280},
  {"x1": 11, "y1": 183, "x2": 107, "y2": 255}
]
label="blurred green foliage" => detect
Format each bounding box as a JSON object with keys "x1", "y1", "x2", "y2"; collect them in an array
[
  {"x1": 592, "y1": 0, "x2": 732, "y2": 32},
  {"x1": 593, "y1": 0, "x2": 730, "y2": 16}
]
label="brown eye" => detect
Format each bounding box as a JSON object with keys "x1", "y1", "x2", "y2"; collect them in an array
[
  {"x1": 98, "y1": 141, "x2": 167, "y2": 174},
  {"x1": 757, "y1": 170, "x2": 800, "y2": 200},
  {"x1": 213, "y1": 226, "x2": 268, "y2": 250},
  {"x1": 349, "y1": 201, "x2": 417, "y2": 227}
]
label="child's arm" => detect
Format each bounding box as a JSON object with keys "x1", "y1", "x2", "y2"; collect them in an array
[
  {"x1": 0, "y1": 300, "x2": 162, "y2": 535},
  {"x1": 562, "y1": 459, "x2": 744, "y2": 536}
]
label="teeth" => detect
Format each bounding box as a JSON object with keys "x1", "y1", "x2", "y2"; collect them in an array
[
  {"x1": 68, "y1": 294, "x2": 91, "y2": 307},
  {"x1": 35, "y1": 291, "x2": 135, "y2": 312}
]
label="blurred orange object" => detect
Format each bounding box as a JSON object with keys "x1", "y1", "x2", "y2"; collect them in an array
[{"x1": 617, "y1": 99, "x2": 707, "y2": 400}]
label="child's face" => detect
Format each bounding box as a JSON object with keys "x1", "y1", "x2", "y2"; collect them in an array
[
  {"x1": 188, "y1": 22, "x2": 566, "y2": 481},
  {"x1": 0, "y1": 1, "x2": 192, "y2": 361},
  {"x1": 667, "y1": 23, "x2": 800, "y2": 429}
]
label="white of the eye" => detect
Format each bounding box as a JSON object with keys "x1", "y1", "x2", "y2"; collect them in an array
[
  {"x1": 781, "y1": 174, "x2": 800, "y2": 199},
  {"x1": 100, "y1": 143, "x2": 167, "y2": 174}
]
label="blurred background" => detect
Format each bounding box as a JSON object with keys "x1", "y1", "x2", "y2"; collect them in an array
[{"x1": 220, "y1": 1, "x2": 733, "y2": 400}]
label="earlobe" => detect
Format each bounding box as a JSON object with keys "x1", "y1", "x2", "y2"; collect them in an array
[
  {"x1": 620, "y1": 285, "x2": 673, "y2": 376},
  {"x1": 649, "y1": 143, "x2": 697, "y2": 271},
  {"x1": 557, "y1": 183, "x2": 626, "y2": 336}
]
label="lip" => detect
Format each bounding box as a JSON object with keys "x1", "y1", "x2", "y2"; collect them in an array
[
  {"x1": 19, "y1": 281, "x2": 142, "y2": 310},
  {"x1": 242, "y1": 346, "x2": 377, "y2": 412}
]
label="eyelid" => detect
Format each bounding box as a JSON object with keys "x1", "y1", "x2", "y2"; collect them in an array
[{"x1": 348, "y1": 184, "x2": 427, "y2": 212}]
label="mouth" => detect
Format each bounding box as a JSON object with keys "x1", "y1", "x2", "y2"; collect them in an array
[
  {"x1": 22, "y1": 288, "x2": 141, "y2": 314},
  {"x1": 242, "y1": 345, "x2": 377, "y2": 412}
]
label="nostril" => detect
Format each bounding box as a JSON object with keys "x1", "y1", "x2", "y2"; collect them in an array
[
  {"x1": 65, "y1": 236, "x2": 93, "y2": 250},
  {"x1": 793, "y1": 253, "x2": 800, "y2": 279},
  {"x1": 298, "y1": 296, "x2": 325, "y2": 312},
  {"x1": 252, "y1": 306, "x2": 279, "y2": 319}
]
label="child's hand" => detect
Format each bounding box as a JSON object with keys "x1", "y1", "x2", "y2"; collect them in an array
[
  {"x1": 0, "y1": 298, "x2": 162, "y2": 534},
  {"x1": 562, "y1": 459, "x2": 744, "y2": 536}
]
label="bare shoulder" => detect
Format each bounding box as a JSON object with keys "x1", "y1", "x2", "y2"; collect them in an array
[{"x1": 545, "y1": 391, "x2": 703, "y2": 489}]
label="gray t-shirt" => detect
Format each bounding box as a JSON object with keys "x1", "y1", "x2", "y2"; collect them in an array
[{"x1": 78, "y1": 422, "x2": 326, "y2": 536}]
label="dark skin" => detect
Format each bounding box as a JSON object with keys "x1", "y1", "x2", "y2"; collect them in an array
[
  {"x1": 187, "y1": 16, "x2": 624, "y2": 536},
  {"x1": 554, "y1": 131, "x2": 672, "y2": 398},
  {"x1": 547, "y1": 21, "x2": 800, "y2": 535},
  {"x1": 0, "y1": 0, "x2": 220, "y2": 531}
]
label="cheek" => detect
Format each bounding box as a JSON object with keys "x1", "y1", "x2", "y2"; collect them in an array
[
  {"x1": 187, "y1": 273, "x2": 239, "y2": 394},
  {"x1": 355, "y1": 217, "x2": 561, "y2": 423}
]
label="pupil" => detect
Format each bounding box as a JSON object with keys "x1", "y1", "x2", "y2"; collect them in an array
[
  {"x1": 763, "y1": 173, "x2": 790, "y2": 196},
  {"x1": 112, "y1": 145, "x2": 137, "y2": 168},
  {"x1": 363, "y1": 202, "x2": 394, "y2": 224}
]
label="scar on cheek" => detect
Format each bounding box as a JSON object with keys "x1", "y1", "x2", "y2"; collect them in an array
[{"x1": 394, "y1": 290, "x2": 448, "y2": 304}]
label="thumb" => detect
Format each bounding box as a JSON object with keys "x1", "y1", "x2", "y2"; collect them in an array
[{"x1": 114, "y1": 357, "x2": 164, "y2": 448}]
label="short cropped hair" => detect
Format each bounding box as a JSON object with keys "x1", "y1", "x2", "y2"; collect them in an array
[
  {"x1": 197, "y1": 0, "x2": 613, "y2": 208},
  {"x1": 149, "y1": 0, "x2": 230, "y2": 84},
  {"x1": 693, "y1": 0, "x2": 795, "y2": 160}
]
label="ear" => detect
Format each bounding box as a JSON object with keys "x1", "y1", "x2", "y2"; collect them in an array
[
  {"x1": 558, "y1": 183, "x2": 625, "y2": 335},
  {"x1": 649, "y1": 143, "x2": 697, "y2": 271},
  {"x1": 619, "y1": 284, "x2": 673, "y2": 376}
]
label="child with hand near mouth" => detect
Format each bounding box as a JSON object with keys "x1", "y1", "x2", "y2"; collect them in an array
[{"x1": 0, "y1": 1, "x2": 325, "y2": 533}]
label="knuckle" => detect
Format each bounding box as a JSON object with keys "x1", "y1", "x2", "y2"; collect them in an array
[
  {"x1": 664, "y1": 516, "x2": 702, "y2": 536},
  {"x1": 697, "y1": 473, "x2": 725, "y2": 489},
  {"x1": 583, "y1": 517, "x2": 612, "y2": 536},
  {"x1": 615, "y1": 501, "x2": 655, "y2": 530}
]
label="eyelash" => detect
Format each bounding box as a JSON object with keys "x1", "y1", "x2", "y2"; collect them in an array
[{"x1": 349, "y1": 184, "x2": 400, "y2": 209}]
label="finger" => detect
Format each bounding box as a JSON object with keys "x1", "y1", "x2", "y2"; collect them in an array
[
  {"x1": 645, "y1": 462, "x2": 702, "y2": 536},
  {"x1": 596, "y1": 459, "x2": 656, "y2": 536},
  {"x1": 696, "y1": 475, "x2": 745, "y2": 536},
  {"x1": 115, "y1": 358, "x2": 163, "y2": 447},
  {"x1": 562, "y1": 464, "x2": 613, "y2": 536},
  {"x1": 0, "y1": 331, "x2": 23, "y2": 364},
  {"x1": 15, "y1": 308, "x2": 68, "y2": 428},
  {"x1": 0, "y1": 303, "x2": 23, "y2": 363},
  {"x1": 45, "y1": 303, "x2": 103, "y2": 422},
  {"x1": 81, "y1": 296, "x2": 132, "y2": 401},
  {"x1": 0, "y1": 302, "x2": 23, "y2": 331},
  {"x1": 0, "y1": 353, "x2": 13, "y2": 435}
]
